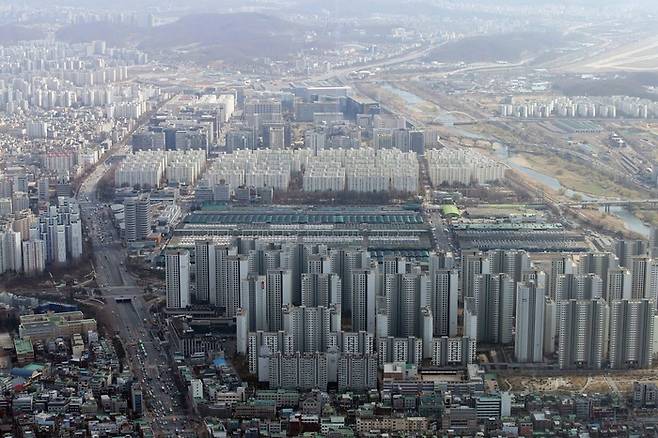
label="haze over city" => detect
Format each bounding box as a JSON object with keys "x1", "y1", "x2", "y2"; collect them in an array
[{"x1": 0, "y1": 0, "x2": 657, "y2": 436}]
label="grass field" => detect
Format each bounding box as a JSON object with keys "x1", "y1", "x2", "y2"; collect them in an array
[{"x1": 515, "y1": 153, "x2": 650, "y2": 199}]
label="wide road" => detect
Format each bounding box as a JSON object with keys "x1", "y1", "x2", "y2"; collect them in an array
[
  {"x1": 76, "y1": 146, "x2": 194, "y2": 437},
  {"x1": 308, "y1": 42, "x2": 438, "y2": 83}
]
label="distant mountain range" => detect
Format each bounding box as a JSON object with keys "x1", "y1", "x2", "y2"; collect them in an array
[
  {"x1": 0, "y1": 24, "x2": 45, "y2": 43},
  {"x1": 56, "y1": 12, "x2": 307, "y2": 63}
]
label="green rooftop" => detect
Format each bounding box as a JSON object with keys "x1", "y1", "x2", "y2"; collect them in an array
[
  {"x1": 14, "y1": 338, "x2": 33, "y2": 355},
  {"x1": 441, "y1": 204, "x2": 461, "y2": 218}
]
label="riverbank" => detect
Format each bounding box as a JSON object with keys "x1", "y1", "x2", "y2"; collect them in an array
[
  {"x1": 510, "y1": 152, "x2": 650, "y2": 200},
  {"x1": 630, "y1": 207, "x2": 658, "y2": 228}
]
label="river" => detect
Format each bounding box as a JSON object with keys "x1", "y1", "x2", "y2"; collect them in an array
[
  {"x1": 380, "y1": 83, "x2": 651, "y2": 237},
  {"x1": 497, "y1": 145, "x2": 650, "y2": 237},
  {"x1": 380, "y1": 83, "x2": 463, "y2": 127}
]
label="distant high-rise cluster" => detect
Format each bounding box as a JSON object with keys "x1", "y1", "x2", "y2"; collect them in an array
[
  {"x1": 0, "y1": 196, "x2": 82, "y2": 276},
  {"x1": 132, "y1": 94, "x2": 234, "y2": 153},
  {"x1": 220, "y1": 85, "x2": 438, "y2": 160},
  {"x1": 0, "y1": 41, "x2": 148, "y2": 115},
  {"x1": 0, "y1": 38, "x2": 165, "y2": 223},
  {"x1": 500, "y1": 95, "x2": 658, "y2": 119}
]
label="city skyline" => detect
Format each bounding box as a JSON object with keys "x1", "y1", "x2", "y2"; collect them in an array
[{"x1": 0, "y1": 1, "x2": 657, "y2": 436}]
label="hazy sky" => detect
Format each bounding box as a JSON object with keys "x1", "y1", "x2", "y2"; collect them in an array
[{"x1": 9, "y1": 0, "x2": 658, "y2": 9}]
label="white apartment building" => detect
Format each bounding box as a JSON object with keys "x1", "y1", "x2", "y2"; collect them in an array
[{"x1": 426, "y1": 147, "x2": 505, "y2": 186}]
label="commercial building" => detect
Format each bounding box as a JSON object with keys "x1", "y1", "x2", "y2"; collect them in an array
[
  {"x1": 355, "y1": 416, "x2": 429, "y2": 435},
  {"x1": 14, "y1": 337, "x2": 34, "y2": 365},
  {"x1": 174, "y1": 206, "x2": 434, "y2": 257},
  {"x1": 19, "y1": 311, "x2": 97, "y2": 341}
]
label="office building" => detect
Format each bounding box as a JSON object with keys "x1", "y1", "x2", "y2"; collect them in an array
[
  {"x1": 166, "y1": 250, "x2": 190, "y2": 309},
  {"x1": 131, "y1": 384, "x2": 143, "y2": 416},
  {"x1": 267, "y1": 125, "x2": 285, "y2": 149},
  {"x1": 123, "y1": 195, "x2": 151, "y2": 242}
]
